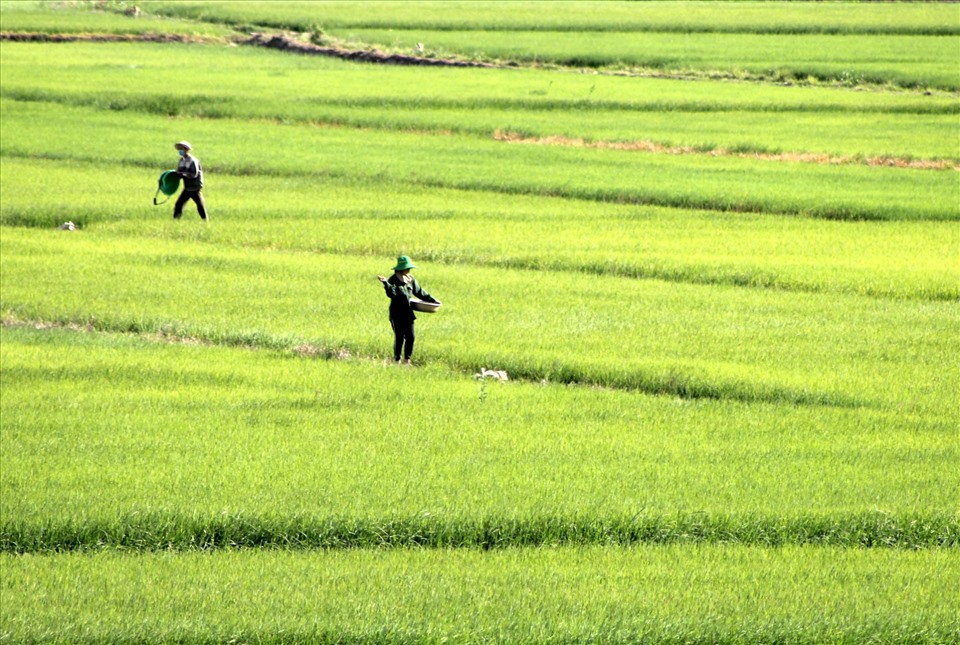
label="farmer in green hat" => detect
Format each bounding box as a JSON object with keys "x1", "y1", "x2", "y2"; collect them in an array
[
  {"x1": 377, "y1": 255, "x2": 440, "y2": 365},
  {"x1": 173, "y1": 141, "x2": 207, "y2": 220}
]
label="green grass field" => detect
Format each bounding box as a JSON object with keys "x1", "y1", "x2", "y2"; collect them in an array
[
  {"x1": 2, "y1": 323, "x2": 956, "y2": 544},
  {"x1": 2, "y1": 41, "x2": 958, "y2": 161},
  {"x1": 1, "y1": 1, "x2": 958, "y2": 642},
  {"x1": 142, "y1": 0, "x2": 960, "y2": 36},
  {"x1": 337, "y1": 29, "x2": 960, "y2": 89},
  {"x1": 3, "y1": 547, "x2": 958, "y2": 643}
]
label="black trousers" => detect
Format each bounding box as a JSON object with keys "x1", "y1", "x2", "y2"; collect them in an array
[
  {"x1": 174, "y1": 189, "x2": 207, "y2": 219},
  {"x1": 391, "y1": 319, "x2": 415, "y2": 360}
]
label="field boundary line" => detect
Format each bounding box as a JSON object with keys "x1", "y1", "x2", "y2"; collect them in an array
[
  {"x1": 243, "y1": 32, "x2": 498, "y2": 68},
  {"x1": 2, "y1": 510, "x2": 956, "y2": 553},
  {"x1": 493, "y1": 130, "x2": 960, "y2": 171},
  {"x1": 0, "y1": 31, "x2": 498, "y2": 68}
]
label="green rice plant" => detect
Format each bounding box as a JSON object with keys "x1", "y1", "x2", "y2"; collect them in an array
[
  {"x1": 1, "y1": 228, "x2": 956, "y2": 416},
  {"x1": 2, "y1": 7, "x2": 957, "y2": 642},
  {"x1": 0, "y1": 1, "x2": 239, "y2": 38},
  {"x1": 10, "y1": 90, "x2": 956, "y2": 162},
  {"x1": 271, "y1": 105, "x2": 960, "y2": 163},
  {"x1": 6, "y1": 41, "x2": 955, "y2": 114},
  {"x1": 144, "y1": 0, "x2": 960, "y2": 36},
  {"x1": 2, "y1": 546, "x2": 958, "y2": 642},
  {"x1": 337, "y1": 29, "x2": 960, "y2": 90},
  {"x1": 2, "y1": 157, "x2": 956, "y2": 302},
  {"x1": 1, "y1": 325, "x2": 957, "y2": 550},
  {"x1": 2, "y1": 41, "x2": 957, "y2": 161},
  {"x1": 2, "y1": 98, "x2": 957, "y2": 222}
]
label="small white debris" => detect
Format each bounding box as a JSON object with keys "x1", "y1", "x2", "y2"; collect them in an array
[
  {"x1": 475, "y1": 368, "x2": 509, "y2": 382},
  {"x1": 58, "y1": 221, "x2": 76, "y2": 231}
]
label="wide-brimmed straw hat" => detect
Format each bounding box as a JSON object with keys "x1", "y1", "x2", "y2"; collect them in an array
[
  {"x1": 174, "y1": 141, "x2": 192, "y2": 151},
  {"x1": 392, "y1": 255, "x2": 416, "y2": 271}
]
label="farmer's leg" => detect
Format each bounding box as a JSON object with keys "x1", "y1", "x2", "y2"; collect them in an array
[
  {"x1": 191, "y1": 191, "x2": 208, "y2": 220},
  {"x1": 402, "y1": 321, "x2": 415, "y2": 360},
  {"x1": 173, "y1": 190, "x2": 190, "y2": 219},
  {"x1": 391, "y1": 320, "x2": 403, "y2": 361}
]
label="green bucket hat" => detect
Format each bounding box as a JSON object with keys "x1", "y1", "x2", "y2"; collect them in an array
[{"x1": 392, "y1": 255, "x2": 416, "y2": 271}]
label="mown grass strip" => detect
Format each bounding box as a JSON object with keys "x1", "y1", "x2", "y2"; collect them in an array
[{"x1": 3, "y1": 511, "x2": 956, "y2": 553}]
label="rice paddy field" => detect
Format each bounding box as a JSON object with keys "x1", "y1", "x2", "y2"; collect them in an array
[{"x1": 1, "y1": 1, "x2": 958, "y2": 643}]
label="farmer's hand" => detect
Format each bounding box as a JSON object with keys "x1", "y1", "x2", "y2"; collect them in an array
[{"x1": 377, "y1": 275, "x2": 387, "y2": 283}]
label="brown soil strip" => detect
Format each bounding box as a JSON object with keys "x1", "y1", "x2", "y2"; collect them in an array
[
  {"x1": 243, "y1": 33, "x2": 496, "y2": 68},
  {"x1": 493, "y1": 130, "x2": 958, "y2": 170},
  {"x1": 1, "y1": 31, "x2": 498, "y2": 67}
]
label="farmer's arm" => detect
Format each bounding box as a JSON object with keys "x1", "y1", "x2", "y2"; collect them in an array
[
  {"x1": 412, "y1": 279, "x2": 439, "y2": 303},
  {"x1": 378, "y1": 276, "x2": 398, "y2": 298}
]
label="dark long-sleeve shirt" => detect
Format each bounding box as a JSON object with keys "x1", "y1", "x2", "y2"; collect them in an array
[
  {"x1": 382, "y1": 274, "x2": 437, "y2": 321},
  {"x1": 177, "y1": 154, "x2": 204, "y2": 191}
]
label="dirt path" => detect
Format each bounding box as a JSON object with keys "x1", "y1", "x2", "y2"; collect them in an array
[
  {"x1": 244, "y1": 32, "x2": 497, "y2": 68},
  {"x1": 0, "y1": 31, "x2": 497, "y2": 67}
]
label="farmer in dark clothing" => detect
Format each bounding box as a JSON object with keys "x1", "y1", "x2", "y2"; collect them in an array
[
  {"x1": 173, "y1": 141, "x2": 207, "y2": 220},
  {"x1": 377, "y1": 255, "x2": 440, "y2": 365}
]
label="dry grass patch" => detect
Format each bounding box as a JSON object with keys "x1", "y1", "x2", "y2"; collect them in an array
[{"x1": 493, "y1": 129, "x2": 959, "y2": 170}]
